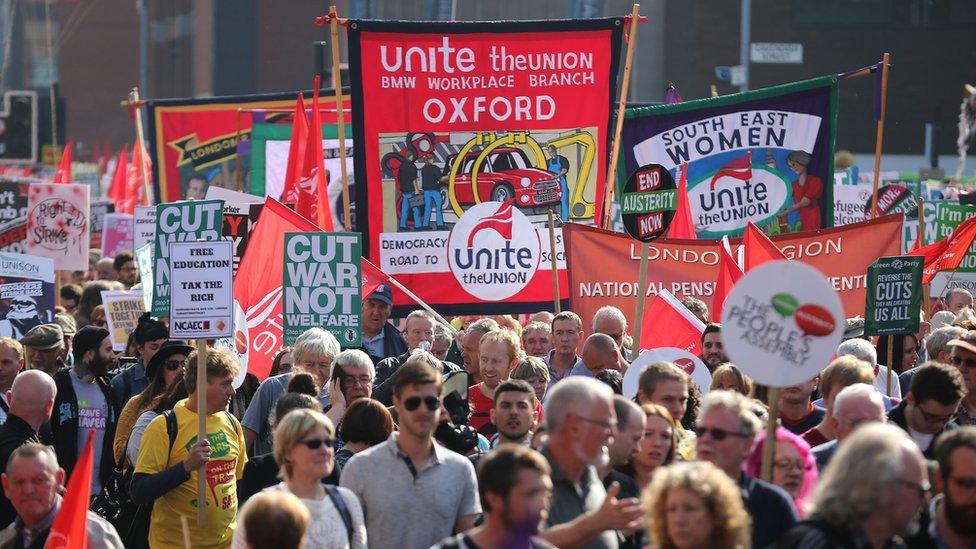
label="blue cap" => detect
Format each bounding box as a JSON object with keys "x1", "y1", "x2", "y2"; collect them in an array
[{"x1": 367, "y1": 283, "x2": 393, "y2": 305}]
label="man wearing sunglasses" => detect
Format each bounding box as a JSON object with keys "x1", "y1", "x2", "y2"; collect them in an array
[
  {"x1": 888, "y1": 362, "x2": 965, "y2": 459},
  {"x1": 695, "y1": 390, "x2": 797, "y2": 548},
  {"x1": 907, "y1": 426, "x2": 976, "y2": 547},
  {"x1": 946, "y1": 331, "x2": 976, "y2": 426},
  {"x1": 340, "y1": 352, "x2": 480, "y2": 549}
]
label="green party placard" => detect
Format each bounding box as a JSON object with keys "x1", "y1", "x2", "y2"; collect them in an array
[
  {"x1": 282, "y1": 232, "x2": 362, "y2": 346},
  {"x1": 864, "y1": 255, "x2": 923, "y2": 336}
]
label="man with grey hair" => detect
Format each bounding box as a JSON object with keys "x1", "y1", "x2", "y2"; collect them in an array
[
  {"x1": 696, "y1": 390, "x2": 797, "y2": 547},
  {"x1": 243, "y1": 327, "x2": 339, "y2": 455},
  {"x1": 0, "y1": 443, "x2": 122, "y2": 547},
  {"x1": 324, "y1": 349, "x2": 376, "y2": 427},
  {"x1": 430, "y1": 322, "x2": 453, "y2": 362},
  {"x1": 521, "y1": 321, "x2": 553, "y2": 358},
  {"x1": 899, "y1": 325, "x2": 966, "y2": 395},
  {"x1": 812, "y1": 383, "x2": 887, "y2": 470},
  {"x1": 591, "y1": 306, "x2": 631, "y2": 364},
  {"x1": 945, "y1": 287, "x2": 974, "y2": 313},
  {"x1": 538, "y1": 376, "x2": 641, "y2": 548},
  {"x1": 837, "y1": 337, "x2": 901, "y2": 399},
  {"x1": 571, "y1": 334, "x2": 620, "y2": 378},
  {"x1": 374, "y1": 312, "x2": 461, "y2": 406},
  {"x1": 780, "y1": 423, "x2": 928, "y2": 548}
]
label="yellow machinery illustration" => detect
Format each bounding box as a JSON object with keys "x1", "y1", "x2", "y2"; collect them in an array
[{"x1": 444, "y1": 130, "x2": 596, "y2": 219}]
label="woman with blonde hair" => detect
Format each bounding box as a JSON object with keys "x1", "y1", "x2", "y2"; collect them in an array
[
  {"x1": 618, "y1": 404, "x2": 676, "y2": 490},
  {"x1": 643, "y1": 461, "x2": 750, "y2": 549},
  {"x1": 232, "y1": 408, "x2": 366, "y2": 548},
  {"x1": 709, "y1": 363, "x2": 753, "y2": 396}
]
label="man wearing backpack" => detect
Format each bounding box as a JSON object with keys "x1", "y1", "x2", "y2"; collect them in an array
[{"x1": 131, "y1": 348, "x2": 245, "y2": 549}]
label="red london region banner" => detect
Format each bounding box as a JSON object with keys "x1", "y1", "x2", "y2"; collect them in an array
[
  {"x1": 564, "y1": 214, "x2": 903, "y2": 330},
  {"x1": 348, "y1": 18, "x2": 623, "y2": 314}
]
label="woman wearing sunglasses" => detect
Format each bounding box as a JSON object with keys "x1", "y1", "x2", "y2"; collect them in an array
[
  {"x1": 234, "y1": 408, "x2": 366, "y2": 549},
  {"x1": 112, "y1": 340, "x2": 192, "y2": 466}
]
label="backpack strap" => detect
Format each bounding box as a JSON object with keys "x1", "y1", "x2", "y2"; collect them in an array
[
  {"x1": 324, "y1": 484, "x2": 354, "y2": 546},
  {"x1": 163, "y1": 410, "x2": 178, "y2": 455}
]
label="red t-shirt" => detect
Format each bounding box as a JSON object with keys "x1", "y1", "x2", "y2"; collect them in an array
[
  {"x1": 467, "y1": 384, "x2": 544, "y2": 435},
  {"x1": 791, "y1": 174, "x2": 823, "y2": 231},
  {"x1": 800, "y1": 427, "x2": 830, "y2": 448}
]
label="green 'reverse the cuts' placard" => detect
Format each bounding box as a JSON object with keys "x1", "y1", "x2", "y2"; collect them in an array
[{"x1": 864, "y1": 255, "x2": 923, "y2": 336}]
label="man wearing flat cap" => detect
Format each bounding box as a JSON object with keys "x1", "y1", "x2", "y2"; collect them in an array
[
  {"x1": 780, "y1": 149, "x2": 823, "y2": 232},
  {"x1": 20, "y1": 324, "x2": 66, "y2": 376},
  {"x1": 50, "y1": 326, "x2": 118, "y2": 497}
]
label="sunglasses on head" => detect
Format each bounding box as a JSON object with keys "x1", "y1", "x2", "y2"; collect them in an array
[
  {"x1": 298, "y1": 438, "x2": 334, "y2": 450},
  {"x1": 404, "y1": 395, "x2": 441, "y2": 412},
  {"x1": 694, "y1": 426, "x2": 750, "y2": 441}
]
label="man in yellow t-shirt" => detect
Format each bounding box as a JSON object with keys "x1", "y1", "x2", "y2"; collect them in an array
[{"x1": 132, "y1": 348, "x2": 246, "y2": 549}]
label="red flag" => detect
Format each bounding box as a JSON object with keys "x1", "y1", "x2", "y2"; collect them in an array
[
  {"x1": 45, "y1": 430, "x2": 93, "y2": 549},
  {"x1": 910, "y1": 215, "x2": 976, "y2": 283},
  {"x1": 639, "y1": 289, "x2": 707, "y2": 355},
  {"x1": 709, "y1": 151, "x2": 752, "y2": 190},
  {"x1": 52, "y1": 141, "x2": 73, "y2": 184},
  {"x1": 107, "y1": 145, "x2": 129, "y2": 210},
  {"x1": 711, "y1": 238, "x2": 744, "y2": 322},
  {"x1": 234, "y1": 198, "x2": 320, "y2": 380},
  {"x1": 362, "y1": 258, "x2": 391, "y2": 301},
  {"x1": 281, "y1": 94, "x2": 309, "y2": 205},
  {"x1": 302, "y1": 76, "x2": 334, "y2": 231},
  {"x1": 667, "y1": 163, "x2": 697, "y2": 239},
  {"x1": 743, "y1": 221, "x2": 787, "y2": 271}
]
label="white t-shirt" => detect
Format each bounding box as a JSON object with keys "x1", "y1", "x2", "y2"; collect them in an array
[
  {"x1": 232, "y1": 482, "x2": 366, "y2": 549},
  {"x1": 907, "y1": 425, "x2": 935, "y2": 453},
  {"x1": 874, "y1": 365, "x2": 902, "y2": 399}
]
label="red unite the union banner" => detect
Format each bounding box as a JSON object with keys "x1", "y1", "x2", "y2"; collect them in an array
[{"x1": 564, "y1": 214, "x2": 903, "y2": 328}]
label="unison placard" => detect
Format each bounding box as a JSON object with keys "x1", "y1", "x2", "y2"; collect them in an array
[{"x1": 282, "y1": 232, "x2": 362, "y2": 346}]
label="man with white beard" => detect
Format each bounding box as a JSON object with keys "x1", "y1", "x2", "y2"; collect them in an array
[{"x1": 536, "y1": 377, "x2": 642, "y2": 549}]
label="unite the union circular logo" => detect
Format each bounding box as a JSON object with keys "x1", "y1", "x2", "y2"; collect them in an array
[{"x1": 447, "y1": 200, "x2": 541, "y2": 301}]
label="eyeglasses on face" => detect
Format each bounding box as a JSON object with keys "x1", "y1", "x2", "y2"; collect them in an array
[
  {"x1": 950, "y1": 355, "x2": 976, "y2": 369},
  {"x1": 895, "y1": 478, "x2": 930, "y2": 499},
  {"x1": 773, "y1": 459, "x2": 811, "y2": 472},
  {"x1": 916, "y1": 405, "x2": 955, "y2": 425},
  {"x1": 403, "y1": 395, "x2": 441, "y2": 412},
  {"x1": 573, "y1": 414, "x2": 617, "y2": 432},
  {"x1": 694, "y1": 426, "x2": 750, "y2": 441},
  {"x1": 297, "y1": 438, "x2": 335, "y2": 451}
]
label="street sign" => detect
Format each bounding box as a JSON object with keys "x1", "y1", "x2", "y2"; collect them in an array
[
  {"x1": 750, "y1": 43, "x2": 803, "y2": 64},
  {"x1": 864, "y1": 255, "x2": 923, "y2": 336}
]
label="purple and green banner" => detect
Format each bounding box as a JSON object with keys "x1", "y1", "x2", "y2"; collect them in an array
[{"x1": 619, "y1": 76, "x2": 838, "y2": 237}]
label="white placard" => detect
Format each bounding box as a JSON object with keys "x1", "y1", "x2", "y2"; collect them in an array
[
  {"x1": 622, "y1": 347, "x2": 712, "y2": 400},
  {"x1": 721, "y1": 260, "x2": 844, "y2": 387},
  {"x1": 168, "y1": 240, "x2": 234, "y2": 339},
  {"x1": 133, "y1": 206, "x2": 156, "y2": 252}
]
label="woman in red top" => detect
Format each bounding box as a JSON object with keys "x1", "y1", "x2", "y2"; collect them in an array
[
  {"x1": 468, "y1": 329, "x2": 543, "y2": 435},
  {"x1": 780, "y1": 150, "x2": 823, "y2": 231}
]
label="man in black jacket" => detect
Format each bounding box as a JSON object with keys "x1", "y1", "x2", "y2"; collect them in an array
[
  {"x1": 50, "y1": 326, "x2": 118, "y2": 498},
  {"x1": 358, "y1": 284, "x2": 407, "y2": 364},
  {"x1": 0, "y1": 370, "x2": 56, "y2": 528},
  {"x1": 373, "y1": 311, "x2": 461, "y2": 406},
  {"x1": 888, "y1": 361, "x2": 964, "y2": 459}
]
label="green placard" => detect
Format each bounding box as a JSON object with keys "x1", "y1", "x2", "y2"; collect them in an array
[
  {"x1": 151, "y1": 200, "x2": 224, "y2": 316},
  {"x1": 864, "y1": 255, "x2": 923, "y2": 336},
  {"x1": 282, "y1": 232, "x2": 362, "y2": 346},
  {"x1": 934, "y1": 203, "x2": 976, "y2": 272}
]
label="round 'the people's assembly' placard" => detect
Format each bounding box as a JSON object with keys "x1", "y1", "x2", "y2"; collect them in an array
[
  {"x1": 621, "y1": 163, "x2": 676, "y2": 242},
  {"x1": 720, "y1": 260, "x2": 844, "y2": 387},
  {"x1": 622, "y1": 347, "x2": 712, "y2": 400}
]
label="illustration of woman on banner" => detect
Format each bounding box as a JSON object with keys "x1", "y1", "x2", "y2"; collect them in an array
[{"x1": 780, "y1": 150, "x2": 823, "y2": 231}]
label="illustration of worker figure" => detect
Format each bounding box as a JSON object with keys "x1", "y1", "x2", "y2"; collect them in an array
[
  {"x1": 421, "y1": 154, "x2": 446, "y2": 230},
  {"x1": 546, "y1": 144, "x2": 570, "y2": 221},
  {"x1": 398, "y1": 148, "x2": 422, "y2": 230},
  {"x1": 780, "y1": 149, "x2": 823, "y2": 232}
]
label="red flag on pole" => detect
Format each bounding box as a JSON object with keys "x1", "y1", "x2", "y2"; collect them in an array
[
  {"x1": 281, "y1": 94, "x2": 309, "y2": 205},
  {"x1": 107, "y1": 146, "x2": 129, "y2": 211},
  {"x1": 743, "y1": 221, "x2": 787, "y2": 272},
  {"x1": 711, "y1": 238, "x2": 744, "y2": 322},
  {"x1": 304, "y1": 76, "x2": 335, "y2": 231},
  {"x1": 909, "y1": 215, "x2": 976, "y2": 283},
  {"x1": 362, "y1": 258, "x2": 391, "y2": 301},
  {"x1": 234, "y1": 198, "x2": 320, "y2": 380},
  {"x1": 639, "y1": 289, "x2": 707, "y2": 355},
  {"x1": 667, "y1": 163, "x2": 697, "y2": 239},
  {"x1": 52, "y1": 141, "x2": 73, "y2": 184},
  {"x1": 45, "y1": 430, "x2": 93, "y2": 549}
]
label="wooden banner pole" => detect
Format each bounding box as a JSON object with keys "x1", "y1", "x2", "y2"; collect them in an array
[
  {"x1": 761, "y1": 387, "x2": 782, "y2": 482},
  {"x1": 631, "y1": 242, "x2": 650, "y2": 346},
  {"x1": 196, "y1": 339, "x2": 207, "y2": 526},
  {"x1": 329, "y1": 5, "x2": 352, "y2": 232},
  {"x1": 601, "y1": 3, "x2": 642, "y2": 229},
  {"x1": 918, "y1": 195, "x2": 932, "y2": 315},
  {"x1": 870, "y1": 53, "x2": 891, "y2": 218},
  {"x1": 385, "y1": 276, "x2": 458, "y2": 335},
  {"x1": 129, "y1": 87, "x2": 154, "y2": 206},
  {"x1": 548, "y1": 209, "x2": 561, "y2": 313}
]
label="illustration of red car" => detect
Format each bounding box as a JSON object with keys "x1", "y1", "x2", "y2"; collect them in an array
[{"x1": 445, "y1": 148, "x2": 562, "y2": 208}]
